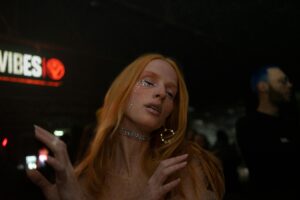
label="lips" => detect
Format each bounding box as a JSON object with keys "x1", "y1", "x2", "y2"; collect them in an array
[{"x1": 145, "y1": 103, "x2": 162, "y2": 115}]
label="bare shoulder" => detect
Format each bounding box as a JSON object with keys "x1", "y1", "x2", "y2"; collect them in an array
[{"x1": 174, "y1": 141, "x2": 224, "y2": 200}]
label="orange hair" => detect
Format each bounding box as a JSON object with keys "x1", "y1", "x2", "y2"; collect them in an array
[{"x1": 75, "y1": 53, "x2": 224, "y2": 199}]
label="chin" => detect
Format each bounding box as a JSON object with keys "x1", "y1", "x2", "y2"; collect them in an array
[{"x1": 140, "y1": 121, "x2": 162, "y2": 132}]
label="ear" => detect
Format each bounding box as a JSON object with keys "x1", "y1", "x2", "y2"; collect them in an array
[{"x1": 257, "y1": 81, "x2": 269, "y2": 93}]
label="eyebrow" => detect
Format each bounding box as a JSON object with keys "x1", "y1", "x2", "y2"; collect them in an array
[
  {"x1": 142, "y1": 70, "x2": 178, "y2": 89},
  {"x1": 142, "y1": 71, "x2": 159, "y2": 79}
]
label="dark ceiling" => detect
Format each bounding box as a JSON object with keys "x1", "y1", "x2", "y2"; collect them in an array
[{"x1": 1, "y1": 0, "x2": 300, "y2": 111}]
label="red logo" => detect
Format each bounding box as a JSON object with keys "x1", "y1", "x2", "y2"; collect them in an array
[{"x1": 46, "y1": 58, "x2": 65, "y2": 81}]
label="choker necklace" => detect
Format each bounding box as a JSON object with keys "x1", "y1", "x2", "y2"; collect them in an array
[{"x1": 119, "y1": 128, "x2": 151, "y2": 142}]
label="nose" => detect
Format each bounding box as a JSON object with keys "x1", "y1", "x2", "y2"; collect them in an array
[{"x1": 153, "y1": 85, "x2": 166, "y2": 99}]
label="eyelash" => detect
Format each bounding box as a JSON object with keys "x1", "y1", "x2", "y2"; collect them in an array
[
  {"x1": 139, "y1": 79, "x2": 175, "y2": 99},
  {"x1": 167, "y1": 91, "x2": 174, "y2": 98},
  {"x1": 140, "y1": 79, "x2": 154, "y2": 87}
]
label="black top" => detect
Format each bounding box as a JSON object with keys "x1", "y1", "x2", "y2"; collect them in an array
[{"x1": 236, "y1": 111, "x2": 299, "y2": 195}]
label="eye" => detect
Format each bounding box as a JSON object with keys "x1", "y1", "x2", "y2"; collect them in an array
[
  {"x1": 139, "y1": 79, "x2": 154, "y2": 87},
  {"x1": 167, "y1": 91, "x2": 175, "y2": 99}
]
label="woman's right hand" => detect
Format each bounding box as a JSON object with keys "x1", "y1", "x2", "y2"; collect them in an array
[
  {"x1": 26, "y1": 125, "x2": 87, "y2": 200},
  {"x1": 137, "y1": 154, "x2": 188, "y2": 200}
]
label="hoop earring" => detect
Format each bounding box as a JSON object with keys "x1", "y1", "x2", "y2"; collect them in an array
[{"x1": 160, "y1": 128, "x2": 176, "y2": 144}]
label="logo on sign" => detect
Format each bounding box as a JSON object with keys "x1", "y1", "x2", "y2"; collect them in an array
[{"x1": 0, "y1": 49, "x2": 65, "y2": 87}]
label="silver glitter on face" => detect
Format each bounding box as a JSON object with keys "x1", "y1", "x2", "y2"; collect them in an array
[
  {"x1": 137, "y1": 79, "x2": 156, "y2": 88},
  {"x1": 128, "y1": 102, "x2": 134, "y2": 110},
  {"x1": 126, "y1": 79, "x2": 146, "y2": 110},
  {"x1": 126, "y1": 83, "x2": 140, "y2": 110}
]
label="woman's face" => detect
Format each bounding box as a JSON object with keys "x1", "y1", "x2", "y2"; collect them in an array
[{"x1": 123, "y1": 59, "x2": 178, "y2": 133}]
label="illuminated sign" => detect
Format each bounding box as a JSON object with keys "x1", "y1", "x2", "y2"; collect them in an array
[{"x1": 0, "y1": 49, "x2": 65, "y2": 87}]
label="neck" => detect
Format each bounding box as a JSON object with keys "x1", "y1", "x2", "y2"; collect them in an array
[
  {"x1": 112, "y1": 127, "x2": 150, "y2": 176},
  {"x1": 257, "y1": 98, "x2": 279, "y2": 116}
]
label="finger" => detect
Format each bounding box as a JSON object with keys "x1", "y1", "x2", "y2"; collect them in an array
[
  {"x1": 165, "y1": 161, "x2": 187, "y2": 174},
  {"x1": 152, "y1": 154, "x2": 188, "y2": 181},
  {"x1": 46, "y1": 155, "x2": 74, "y2": 182},
  {"x1": 34, "y1": 125, "x2": 67, "y2": 161},
  {"x1": 159, "y1": 154, "x2": 188, "y2": 169},
  {"x1": 34, "y1": 125, "x2": 58, "y2": 151},
  {"x1": 46, "y1": 155, "x2": 64, "y2": 172},
  {"x1": 157, "y1": 161, "x2": 187, "y2": 183},
  {"x1": 161, "y1": 178, "x2": 181, "y2": 194},
  {"x1": 26, "y1": 169, "x2": 52, "y2": 191}
]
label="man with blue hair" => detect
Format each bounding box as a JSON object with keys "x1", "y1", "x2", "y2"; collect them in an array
[
  {"x1": 250, "y1": 65, "x2": 292, "y2": 107},
  {"x1": 236, "y1": 65, "x2": 299, "y2": 199}
]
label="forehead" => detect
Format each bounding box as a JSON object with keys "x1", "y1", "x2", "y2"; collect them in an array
[
  {"x1": 267, "y1": 68, "x2": 286, "y2": 80},
  {"x1": 142, "y1": 59, "x2": 178, "y2": 83}
]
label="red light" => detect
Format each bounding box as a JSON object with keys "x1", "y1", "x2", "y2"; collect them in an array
[
  {"x1": 2, "y1": 138, "x2": 8, "y2": 147},
  {"x1": 46, "y1": 58, "x2": 65, "y2": 80},
  {"x1": 0, "y1": 75, "x2": 62, "y2": 87}
]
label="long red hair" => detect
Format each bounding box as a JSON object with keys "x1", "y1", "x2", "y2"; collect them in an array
[{"x1": 75, "y1": 53, "x2": 224, "y2": 199}]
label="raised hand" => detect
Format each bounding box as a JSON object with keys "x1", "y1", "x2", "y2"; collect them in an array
[
  {"x1": 26, "y1": 125, "x2": 87, "y2": 200},
  {"x1": 137, "y1": 154, "x2": 188, "y2": 200}
]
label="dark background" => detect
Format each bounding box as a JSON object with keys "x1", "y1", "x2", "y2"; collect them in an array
[
  {"x1": 1, "y1": 0, "x2": 300, "y2": 199},
  {"x1": 1, "y1": 0, "x2": 299, "y2": 106}
]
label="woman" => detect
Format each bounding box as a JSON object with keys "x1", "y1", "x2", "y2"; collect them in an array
[{"x1": 27, "y1": 53, "x2": 224, "y2": 200}]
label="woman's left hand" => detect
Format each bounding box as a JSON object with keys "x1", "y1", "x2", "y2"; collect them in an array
[{"x1": 136, "y1": 154, "x2": 188, "y2": 200}]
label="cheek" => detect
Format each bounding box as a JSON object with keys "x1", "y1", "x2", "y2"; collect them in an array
[
  {"x1": 127, "y1": 88, "x2": 144, "y2": 109},
  {"x1": 163, "y1": 101, "x2": 174, "y2": 118},
  {"x1": 132, "y1": 85, "x2": 145, "y2": 97}
]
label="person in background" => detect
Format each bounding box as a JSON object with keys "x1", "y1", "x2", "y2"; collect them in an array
[
  {"x1": 212, "y1": 129, "x2": 241, "y2": 196},
  {"x1": 27, "y1": 53, "x2": 225, "y2": 200},
  {"x1": 235, "y1": 65, "x2": 299, "y2": 199}
]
